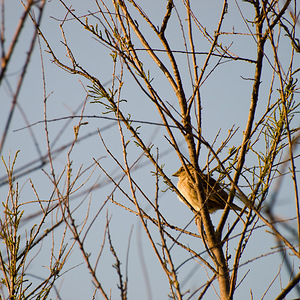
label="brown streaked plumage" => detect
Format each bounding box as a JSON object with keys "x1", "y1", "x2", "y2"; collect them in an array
[{"x1": 173, "y1": 164, "x2": 244, "y2": 213}]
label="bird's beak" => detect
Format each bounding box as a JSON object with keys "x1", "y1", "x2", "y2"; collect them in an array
[{"x1": 172, "y1": 170, "x2": 180, "y2": 177}]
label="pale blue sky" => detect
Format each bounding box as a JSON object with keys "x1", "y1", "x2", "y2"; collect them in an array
[{"x1": 1, "y1": 1, "x2": 299, "y2": 299}]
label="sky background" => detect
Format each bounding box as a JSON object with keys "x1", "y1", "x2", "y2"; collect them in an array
[{"x1": 1, "y1": 0, "x2": 299, "y2": 299}]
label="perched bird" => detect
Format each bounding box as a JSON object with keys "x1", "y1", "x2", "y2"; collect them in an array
[{"x1": 172, "y1": 164, "x2": 244, "y2": 213}]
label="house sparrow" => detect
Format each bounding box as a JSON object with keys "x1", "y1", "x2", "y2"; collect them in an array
[{"x1": 173, "y1": 164, "x2": 244, "y2": 213}]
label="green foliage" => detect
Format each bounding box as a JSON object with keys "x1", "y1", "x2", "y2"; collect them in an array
[
  {"x1": 0, "y1": 152, "x2": 28, "y2": 299},
  {"x1": 84, "y1": 17, "x2": 101, "y2": 37},
  {"x1": 0, "y1": 153, "x2": 64, "y2": 300},
  {"x1": 88, "y1": 81, "x2": 128, "y2": 115}
]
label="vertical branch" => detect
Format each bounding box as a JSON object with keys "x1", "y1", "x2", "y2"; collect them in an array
[
  {"x1": 107, "y1": 218, "x2": 128, "y2": 300},
  {"x1": 263, "y1": 1, "x2": 299, "y2": 251},
  {"x1": 186, "y1": 0, "x2": 202, "y2": 160},
  {"x1": 216, "y1": 0, "x2": 265, "y2": 236},
  {"x1": 154, "y1": 151, "x2": 183, "y2": 299}
]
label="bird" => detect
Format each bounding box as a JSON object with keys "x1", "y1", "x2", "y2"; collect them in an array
[{"x1": 172, "y1": 164, "x2": 244, "y2": 213}]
